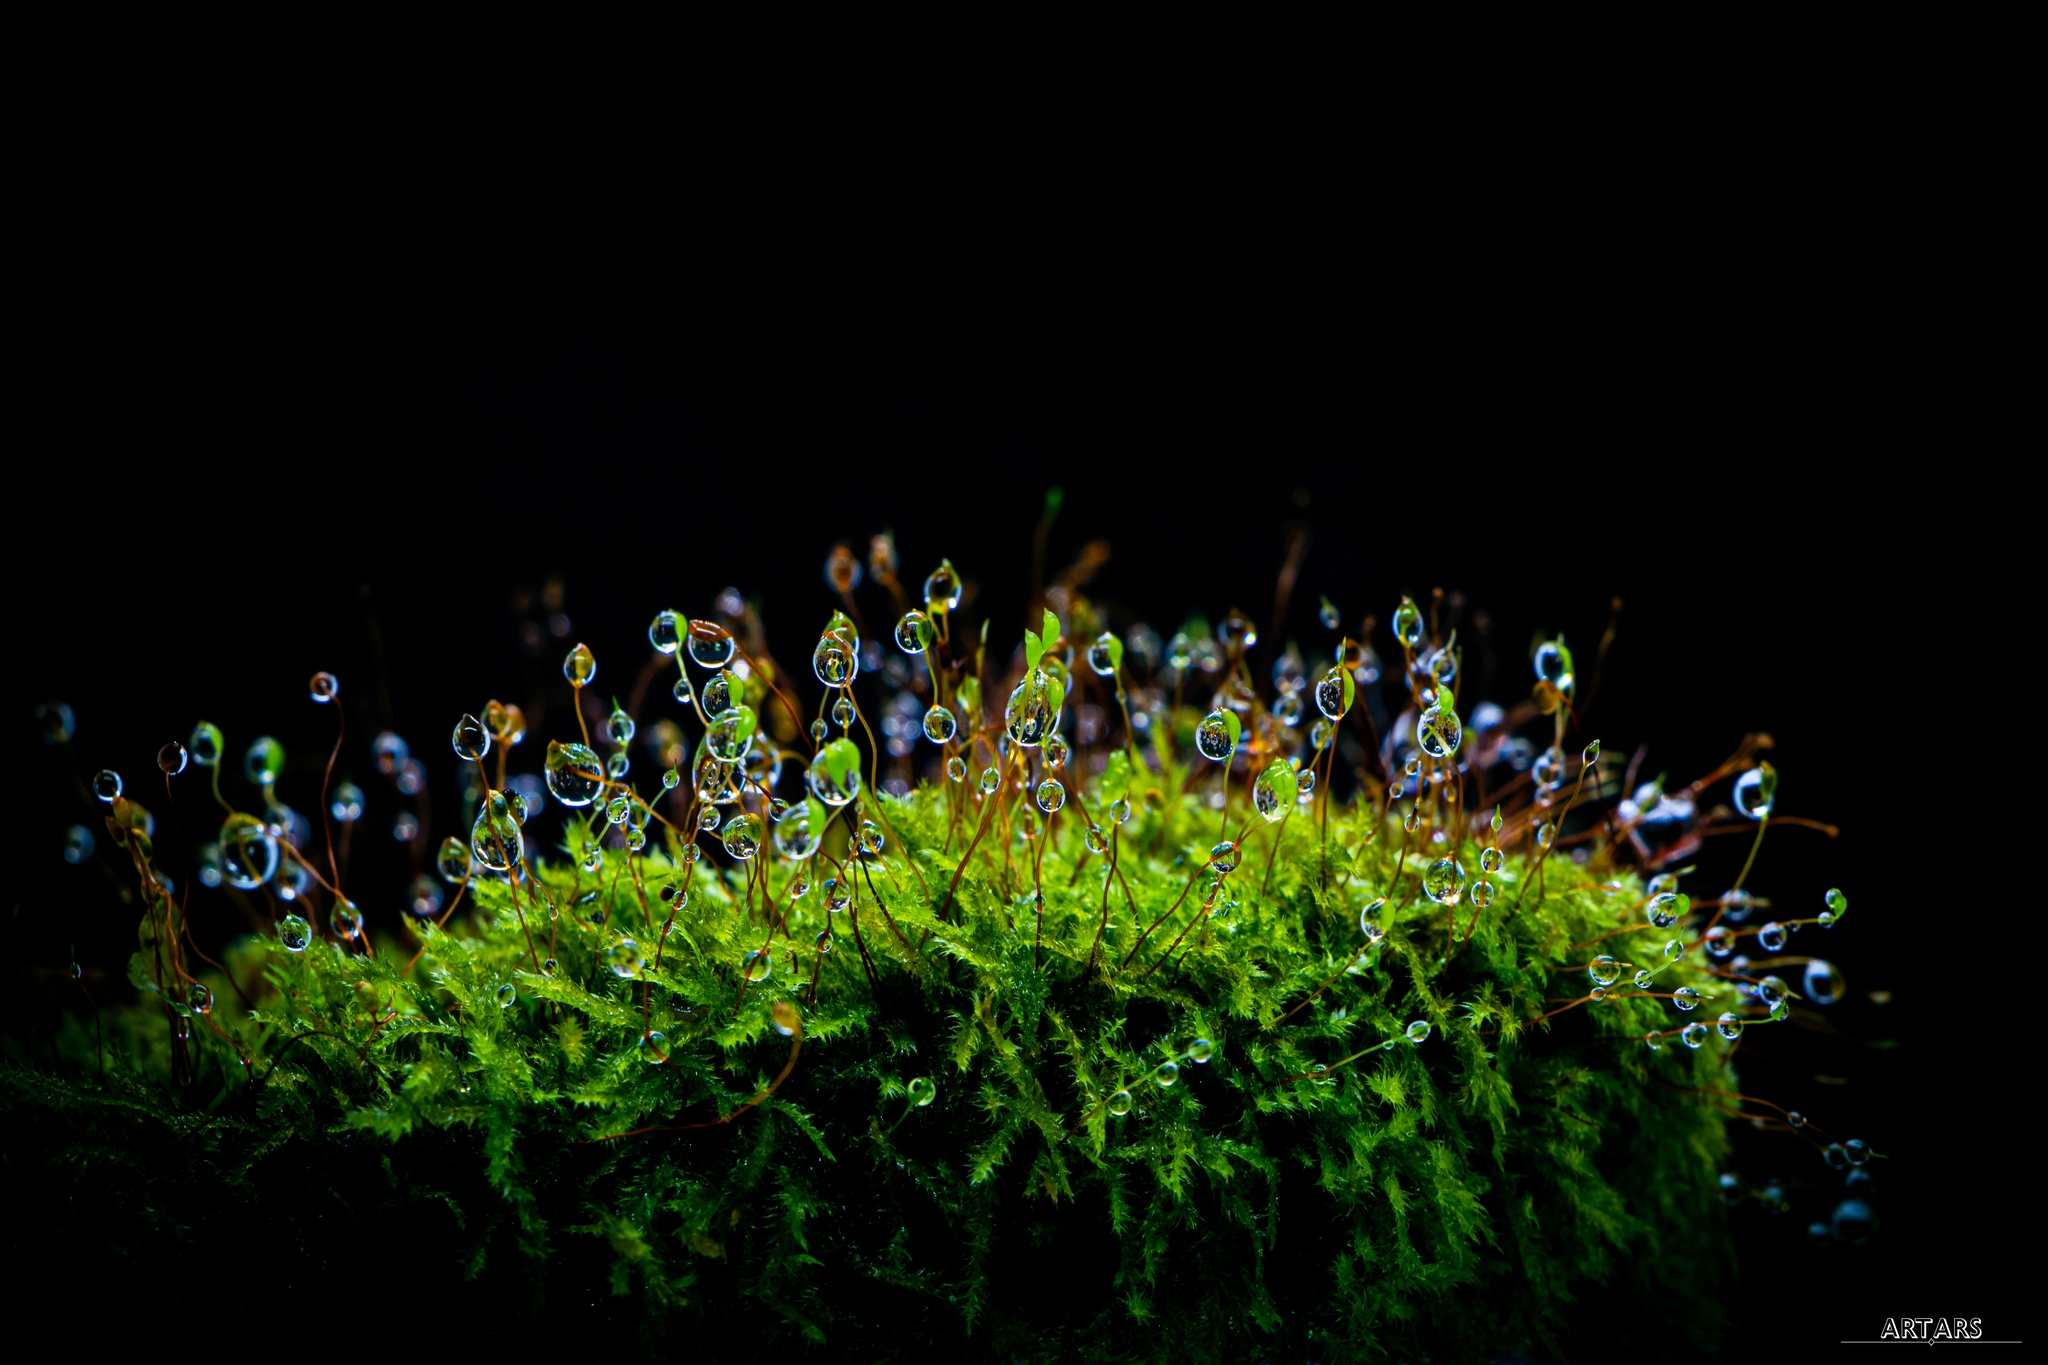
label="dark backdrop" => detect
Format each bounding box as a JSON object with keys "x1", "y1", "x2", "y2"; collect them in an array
[{"x1": 8, "y1": 274, "x2": 2003, "y2": 1351}]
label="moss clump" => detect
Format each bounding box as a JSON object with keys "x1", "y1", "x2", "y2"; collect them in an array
[{"x1": 22, "y1": 707, "x2": 1744, "y2": 1361}]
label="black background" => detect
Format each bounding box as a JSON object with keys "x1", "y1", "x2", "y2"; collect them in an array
[{"x1": 6, "y1": 267, "x2": 2007, "y2": 1353}]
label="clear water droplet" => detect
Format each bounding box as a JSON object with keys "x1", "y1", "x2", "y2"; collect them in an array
[
  {"x1": 1681, "y1": 1021, "x2": 1708, "y2": 1048},
  {"x1": 923, "y1": 705, "x2": 956, "y2": 743},
  {"x1": 1478, "y1": 846, "x2": 1503, "y2": 874},
  {"x1": 894, "y1": 611, "x2": 934, "y2": 654},
  {"x1": 277, "y1": 915, "x2": 312, "y2": 952},
  {"x1": 1423, "y1": 858, "x2": 1464, "y2": 905},
  {"x1": 1195, "y1": 711, "x2": 1234, "y2": 761},
  {"x1": 1108, "y1": 1089, "x2": 1133, "y2": 1116},
  {"x1": 743, "y1": 949, "x2": 771, "y2": 982},
  {"x1": 1405, "y1": 1020, "x2": 1431, "y2": 1044},
  {"x1": 1802, "y1": 958, "x2": 1841, "y2": 1006},
  {"x1": 1716, "y1": 1012, "x2": 1743, "y2": 1040},
  {"x1": 609, "y1": 939, "x2": 643, "y2": 978},
  {"x1": 1648, "y1": 893, "x2": 1682, "y2": 929},
  {"x1": 157, "y1": 742, "x2": 188, "y2": 776},
  {"x1": 1731, "y1": 767, "x2": 1773, "y2": 819},
  {"x1": 471, "y1": 793, "x2": 523, "y2": 870},
  {"x1": 332, "y1": 899, "x2": 363, "y2": 938},
  {"x1": 1757, "y1": 921, "x2": 1788, "y2": 952},
  {"x1": 93, "y1": 770, "x2": 123, "y2": 802},
  {"x1": 1110, "y1": 797, "x2": 1132, "y2": 825},
  {"x1": 1084, "y1": 824, "x2": 1107, "y2": 854},
  {"x1": 638, "y1": 1030, "x2": 669, "y2": 1064},
  {"x1": 1188, "y1": 1038, "x2": 1213, "y2": 1064},
  {"x1": 1469, "y1": 879, "x2": 1495, "y2": 908},
  {"x1": 722, "y1": 813, "x2": 763, "y2": 860},
  {"x1": 1393, "y1": 599, "x2": 1423, "y2": 647},
  {"x1": 1417, "y1": 705, "x2": 1461, "y2": 758},
  {"x1": 563, "y1": 643, "x2": 597, "y2": 686},
  {"x1": 686, "y1": 620, "x2": 736, "y2": 669},
  {"x1": 1588, "y1": 956, "x2": 1622, "y2": 987},
  {"x1": 907, "y1": 1076, "x2": 936, "y2": 1107},
  {"x1": 451, "y1": 715, "x2": 490, "y2": 762},
  {"x1": 947, "y1": 756, "x2": 967, "y2": 782},
  {"x1": 1153, "y1": 1061, "x2": 1179, "y2": 1088}
]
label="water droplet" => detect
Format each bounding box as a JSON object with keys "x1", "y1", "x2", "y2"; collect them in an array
[
  {"x1": 563, "y1": 643, "x2": 597, "y2": 686},
  {"x1": 723, "y1": 813, "x2": 763, "y2": 860},
  {"x1": 92, "y1": 769, "x2": 123, "y2": 802},
  {"x1": 278, "y1": 915, "x2": 312, "y2": 952},
  {"x1": 1153, "y1": 1061, "x2": 1179, "y2": 1088},
  {"x1": 471, "y1": 793, "x2": 523, "y2": 870},
  {"x1": 923, "y1": 705, "x2": 957, "y2": 743},
  {"x1": 1393, "y1": 599, "x2": 1423, "y2": 647},
  {"x1": 604, "y1": 708, "x2": 636, "y2": 746},
  {"x1": 1802, "y1": 958, "x2": 1841, "y2": 1005},
  {"x1": 154, "y1": 740, "x2": 189, "y2": 776},
  {"x1": 686, "y1": 621, "x2": 736, "y2": 669},
  {"x1": 1662, "y1": 939, "x2": 1684, "y2": 963},
  {"x1": 1588, "y1": 956, "x2": 1622, "y2": 987},
  {"x1": 1830, "y1": 1197, "x2": 1874, "y2": 1244},
  {"x1": 917, "y1": 558, "x2": 961, "y2": 612},
  {"x1": 63, "y1": 824, "x2": 95, "y2": 864},
  {"x1": 1755, "y1": 975, "x2": 1789, "y2": 1009},
  {"x1": 1648, "y1": 893, "x2": 1682, "y2": 929},
  {"x1": 906, "y1": 1076, "x2": 936, "y2": 1107},
  {"x1": 774, "y1": 810, "x2": 821, "y2": 860},
  {"x1": 1104, "y1": 797, "x2": 1129, "y2": 827},
  {"x1": 1004, "y1": 672, "x2": 1060, "y2": 748},
  {"x1": 332, "y1": 899, "x2": 363, "y2": 938},
  {"x1": 1423, "y1": 858, "x2": 1464, "y2": 905},
  {"x1": 1417, "y1": 705, "x2": 1461, "y2": 758},
  {"x1": 1669, "y1": 1021, "x2": 1704, "y2": 1050},
  {"x1": 220, "y1": 812, "x2": 279, "y2": 888},
  {"x1": 303, "y1": 671, "x2": 339, "y2": 705},
  {"x1": 1195, "y1": 711, "x2": 1234, "y2": 761},
  {"x1": 1469, "y1": 879, "x2": 1495, "y2": 908},
  {"x1": 1731, "y1": 766, "x2": 1774, "y2": 819},
  {"x1": 1358, "y1": 899, "x2": 1387, "y2": 943},
  {"x1": 1822, "y1": 887, "x2": 1848, "y2": 926},
  {"x1": 1405, "y1": 1020, "x2": 1431, "y2": 1044},
  {"x1": 893, "y1": 611, "x2": 934, "y2": 655},
  {"x1": 579, "y1": 847, "x2": 601, "y2": 874},
  {"x1": 329, "y1": 782, "x2": 364, "y2": 823},
  {"x1": 1084, "y1": 824, "x2": 1107, "y2": 854},
  {"x1": 1704, "y1": 925, "x2": 1732, "y2": 957},
  {"x1": 273, "y1": 859, "x2": 309, "y2": 901},
  {"x1": 1533, "y1": 820, "x2": 1555, "y2": 848},
  {"x1": 1475, "y1": 846, "x2": 1503, "y2": 875},
  {"x1": 603, "y1": 795, "x2": 631, "y2": 826},
  {"x1": 600, "y1": 938, "x2": 641, "y2": 978},
  {"x1": 1208, "y1": 841, "x2": 1240, "y2": 875},
  {"x1": 1757, "y1": 921, "x2": 1788, "y2": 952},
  {"x1": 812, "y1": 623, "x2": 858, "y2": 687},
  {"x1": 451, "y1": 715, "x2": 490, "y2": 763},
  {"x1": 1720, "y1": 887, "x2": 1755, "y2": 922},
  {"x1": 696, "y1": 805, "x2": 721, "y2": 832},
  {"x1": 636, "y1": 1030, "x2": 671, "y2": 1065},
  {"x1": 1318, "y1": 596, "x2": 1341, "y2": 630},
  {"x1": 1306, "y1": 668, "x2": 1346, "y2": 722},
  {"x1": 858, "y1": 820, "x2": 885, "y2": 856},
  {"x1": 1629, "y1": 968, "x2": 1653, "y2": 990},
  {"x1": 944, "y1": 756, "x2": 967, "y2": 783},
  {"x1": 1716, "y1": 1012, "x2": 1743, "y2": 1040},
  {"x1": 979, "y1": 768, "x2": 1000, "y2": 796},
  {"x1": 1589, "y1": 985, "x2": 1608, "y2": 1002},
  {"x1": 1106, "y1": 1089, "x2": 1133, "y2": 1116},
  {"x1": 829, "y1": 697, "x2": 856, "y2": 731},
  {"x1": 1188, "y1": 1038, "x2": 1213, "y2": 1064}
]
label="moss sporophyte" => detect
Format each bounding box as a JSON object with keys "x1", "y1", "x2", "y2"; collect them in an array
[{"x1": 25, "y1": 543, "x2": 1868, "y2": 1362}]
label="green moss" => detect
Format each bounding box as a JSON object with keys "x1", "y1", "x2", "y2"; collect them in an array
[{"x1": 21, "y1": 757, "x2": 1744, "y2": 1361}]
